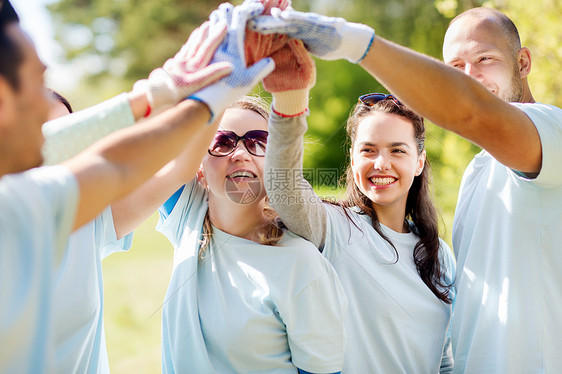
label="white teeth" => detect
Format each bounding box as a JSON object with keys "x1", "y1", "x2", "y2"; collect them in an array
[
  {"x1": 370, "y1": 177, "x2": 395, "y2": 186},
  {"x1": 229, "y1": 171, "x2": 255, "y2": 178}
]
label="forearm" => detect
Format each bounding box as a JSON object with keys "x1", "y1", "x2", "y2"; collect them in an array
[
  {"x1": 111, "y1": 120, "x2": 218, "y2": 239},
  {"x1": 66, "y1": 100, "x2": 211, "y2": 230},
  {"x1": 265, "y1": 112, "x2": 327, "y2": 249},
  {"x1": 360, "y1": 36, "x2": 541, "y2": 173},
  {"x1": 359, "y1": 37, "x2": 484, "y2": 130},
  {"x1": 42, "y1": 92, "x2": 149, "y2": 164}
]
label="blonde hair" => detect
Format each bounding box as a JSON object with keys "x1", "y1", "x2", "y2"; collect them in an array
[{"x1": 198, "y1": 96, "x2": 284, "y2": 259}]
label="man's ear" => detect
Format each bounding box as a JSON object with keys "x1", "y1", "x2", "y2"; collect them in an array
[{"x1": 517, "y1": 47, "x2": 532, "y2": 79}]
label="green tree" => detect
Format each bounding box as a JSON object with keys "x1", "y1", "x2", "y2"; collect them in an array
[
  {"x1": 48, "y1": 0, "x2": 225, "y2": 99},
  {"x1": 488, "y1": 0, "x2": 562, "y2": 107}
]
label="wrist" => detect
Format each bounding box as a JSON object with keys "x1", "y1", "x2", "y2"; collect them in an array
[
  {"x1": 127, "y1": 90, "x2": 150, "y2": 121},
  {"x1": 272, "y1": 89, "x2": 310, "y2": 117},
  {"x1": 342, "y1": 22, "x2": 375, "y2": 63},
  {"x1": 183, "y1": 98, "x2": 213, "y2": 123},
  {"x1": 188, "y1": 82, "x2": 232, "y2": 124},
  {"x1": 132, "y1": 69, "x2": 185, "y2": 116}
]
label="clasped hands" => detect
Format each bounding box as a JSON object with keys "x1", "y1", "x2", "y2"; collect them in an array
[{"x1": 134, "y1": 0, "x2": 374, "y2": 118}]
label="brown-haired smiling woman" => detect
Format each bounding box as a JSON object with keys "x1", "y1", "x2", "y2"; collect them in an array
[{"x1": 262, "y1": 41, "x2": 456, "y2": 373}]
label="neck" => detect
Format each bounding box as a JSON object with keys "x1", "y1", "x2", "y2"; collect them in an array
[
  {"x1": 372, "y1": 203, "x2": 408, "y2": 233},
  {"x1": 207, "y1": 197, "x2": 268, "y2": 242},
  {"x1": 520, "y1": 80, "x2": 535, "y2": 103}
]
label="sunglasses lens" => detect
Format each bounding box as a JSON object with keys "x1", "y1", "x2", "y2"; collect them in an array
[
  {"x1": 244, "y1": 130, "x2": 268, "y2": 157},
  {"x1": 359, "y1": 93, "x2": 386, "y2": 106},
  {"x1": 359, "y1": 93, "x2": 402, "y2": 106},
  {"x1": 209, "y1": 132, "x2": 236, "y2": 156}
]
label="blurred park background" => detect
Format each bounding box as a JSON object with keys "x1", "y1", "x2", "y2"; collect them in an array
[{"x1": 14, "y1": 0, "x2": 562, "y2": 372}]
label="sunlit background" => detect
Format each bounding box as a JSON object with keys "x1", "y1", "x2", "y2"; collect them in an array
[{"x1": 11, "y1": 0, "x2": 562, "y2": 372}]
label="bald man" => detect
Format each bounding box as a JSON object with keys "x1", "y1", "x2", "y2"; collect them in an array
[{"x1": 251, "y1": 6, "x2": 562, "y2": 373}]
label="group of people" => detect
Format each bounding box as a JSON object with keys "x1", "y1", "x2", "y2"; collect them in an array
[{"x1": 1, "y1": 0, "x2": 560, "y2": 373}]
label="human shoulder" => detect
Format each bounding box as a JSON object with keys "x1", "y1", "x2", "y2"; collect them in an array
[
  {"x1": 510, "y1": 102, "x2": 562, "y2": 118},
  {"x1": 277, "y1": 229, "x2": 322, "y2": 257},
  {"x1": 323, "y1": 203, "x2": 369, "y2": 228},
  {"x1": 509, "y1": 102, "x2": 562, "y2": 140},
  {"x1": 157, "y1": 178, "x2": 207, "y2": 247},
  {"x1": 0, "y1": 166, "x2": 77, "y2": 210},
  {"x1": 0, "y1": 166, "x2": 78, "y2": 262},
  {"x1": 273, "y1": 230, "x2": 343, "y2": 298},
  {"x1": 275, "y1": 230, "x2": 335, "y2": 271},
  {"x1": 509, "y1": 102, "x2": 562, "y2": 186}
]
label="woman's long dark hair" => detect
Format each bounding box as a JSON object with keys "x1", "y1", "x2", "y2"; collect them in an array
[{"x1": 339, "y1": 99, "x2": 452, "y2": 303}]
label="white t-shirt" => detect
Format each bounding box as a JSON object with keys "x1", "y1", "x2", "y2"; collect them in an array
[
  {"x1": 0, "y1": 166, "x2": 78, "y2": 373},
  {"x1": 451, "y1": 102, "x2": 562, "y2": 373},
  {"x1": 52, "y1": 207, "x2": 133, "y2": 374},
  {"x1": 157, "y1": 180, "x2": 347, "y2": 373},
  {"x1": 322, "y1": 204, "x2": 456, "y2": 374}
]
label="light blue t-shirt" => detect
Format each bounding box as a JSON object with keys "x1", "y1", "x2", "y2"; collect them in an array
[
  {"x1": 322, "y1": 204, "x2": 456, "y2": 373},
  {"x1": 0, "y1": 166, "x2": 78, "y2": 374},
  {"x1": 52, "y1": 207, "x2": 133, "y2": 374},
  {"x1": 157, "y1": 180, "x2": 347, "y2": 373},
  {"x1": 41, "y1": 90, "x2": 136, "y2": 373},
  {"x1": 451, "y1": 102, "x2": 562, "y2": 373}
]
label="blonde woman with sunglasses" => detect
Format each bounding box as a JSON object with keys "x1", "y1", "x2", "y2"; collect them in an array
[
  {"x1": 109, "y1": 3, "x2": 347, "y2": 372},
  {"x1": 251, "y1": 34, "x2": 456, "y2": 373},
  {"x1": 156, "y1": 95, "x2": 346, "y2": 373}
]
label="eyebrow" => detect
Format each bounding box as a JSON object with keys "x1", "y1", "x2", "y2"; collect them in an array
[
  {"x1": 357, "y1": 141, "x2": 411, "y2": 148},
  {"x1": 447, "y1": 48, "x2": 499, "y2": 61},
  {"x1": 443, "y1": 47, "x2": 498, "y2": 64}
]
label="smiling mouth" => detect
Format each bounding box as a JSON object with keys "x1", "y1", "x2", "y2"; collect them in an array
[
  {"x1": 227, "y1": 170, "x2": 257, "y2": 179},
  {"x1": 370, "y1": 177, "x2": 396, "y2": 186}
]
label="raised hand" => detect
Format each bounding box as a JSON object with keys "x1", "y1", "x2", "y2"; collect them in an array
[
  {"x1": 249, "y1": 8, "x2": 374, "y2": 63},
  {"x1": 133, "y1": 21, "x2": 233, "y2": 114},
  {"x1": 244, "y1": 0, "x2": 291, "y2": 66},
  {"x1": 265, "y1": 39, "x2": 316, "y2": 116},
  {"x1": 190, "y1": 2, "x2": 276, "y2": 119}
]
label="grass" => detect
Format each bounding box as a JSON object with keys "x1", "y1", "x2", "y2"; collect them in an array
[{"x1": 103, "y1": 213, "x2": 172, "y2": 373}]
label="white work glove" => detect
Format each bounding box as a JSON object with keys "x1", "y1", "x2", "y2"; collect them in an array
[
  {"x1": 133, "y1": 20, "x2": 233, "y2": 114},
  {"x1": 189, "y1": 2, "x2": 276, "y2": 119},
  {"x1": 248, "y1": 8, "x2": 374, "y2": 63}
]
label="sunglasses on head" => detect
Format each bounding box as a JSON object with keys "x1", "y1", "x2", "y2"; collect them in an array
[
  {"x1": 358, "y1": 93, "x2": 402, "y2": 106},
  {"x1": 208, "y1": 130, "x2": 268, "y2": 157}
]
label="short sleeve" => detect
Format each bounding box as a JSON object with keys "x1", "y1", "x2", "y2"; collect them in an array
[
  {"x1": 279, "y1": 247, "x2": 347, "y2": 373},
  {"x1": 98, "y1": 206, "x2": 134, "y2": 259},
  {"x1": 322, "y1": 204, "x2": 355, "y2": 262},
  {"x1": 510, "y1": 102, "x2": 562, "y2": 187},
  {"x1": 156, "y1": 178, "x2": 207, "y2": 248}
]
